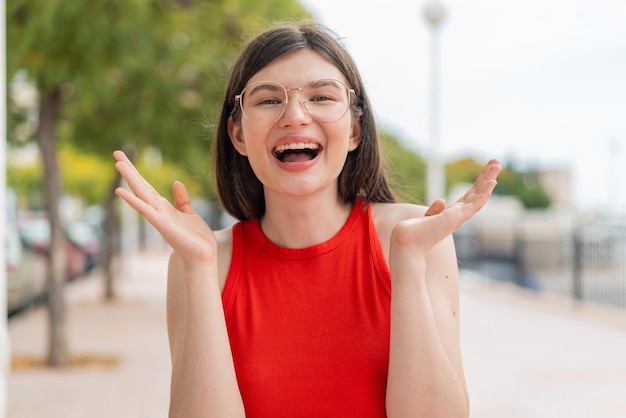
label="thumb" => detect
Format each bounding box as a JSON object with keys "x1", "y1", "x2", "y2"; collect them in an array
[
  {"x1": 172, "y1": 181, "x2": 194, "y2": 214},
  {"x1": 425, "y1": 199, "x2": 446, "y2": 217}
]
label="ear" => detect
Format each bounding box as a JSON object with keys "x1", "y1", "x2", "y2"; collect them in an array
[
  {"x1": 348, "y1": 119, "x2": 362, "y2": 152},
  {"x1": 228, "y1": 116, "x2": 248, "y2": 156}
]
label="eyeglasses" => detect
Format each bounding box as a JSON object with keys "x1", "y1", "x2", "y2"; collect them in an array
[{"x1": 235, "y1": 79, "x2": 355, "y2": 125}]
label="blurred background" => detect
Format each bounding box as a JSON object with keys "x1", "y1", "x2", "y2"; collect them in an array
[{"x1": 2, "y1": 0, "x2": 626, "y2": 417}]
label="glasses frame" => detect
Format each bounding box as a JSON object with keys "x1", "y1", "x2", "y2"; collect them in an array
[{"x1": 234, "y1": 79, "x2": 356, "y2": 125}]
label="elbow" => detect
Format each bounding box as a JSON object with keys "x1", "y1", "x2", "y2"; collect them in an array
[
  {"x1": 386, "y1": 394, "x2": 470, "y2": 418},
  {"x1": 387, "y1": 408, "x2": 469, "y2": 418}
]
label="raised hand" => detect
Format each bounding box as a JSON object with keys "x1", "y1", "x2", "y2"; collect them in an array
[
  {"x1": 391, "y1": 159, "x2": 501, "y2": 254},
  {"x1": 113, "y1": 150, "x2": 218, "y2": 270}
]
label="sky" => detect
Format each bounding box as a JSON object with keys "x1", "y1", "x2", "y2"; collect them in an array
[{"x1": 300, "y1": 0, "x2": 626, "y2": 212}]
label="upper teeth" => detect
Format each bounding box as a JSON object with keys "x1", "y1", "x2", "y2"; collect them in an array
[{"x1": 274, "y1": 143, "x2": 320, "y2": 153}]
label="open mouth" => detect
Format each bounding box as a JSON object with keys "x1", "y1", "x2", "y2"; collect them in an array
[{"x1": 273, "y1": 143, "x2": 321, "y2": 163}]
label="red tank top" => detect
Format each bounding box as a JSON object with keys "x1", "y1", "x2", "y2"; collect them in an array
[{"x1": 222, "y1": 200, "x2": 391, "y2": 417}]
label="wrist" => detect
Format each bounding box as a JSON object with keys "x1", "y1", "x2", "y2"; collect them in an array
[{"x1": 183, "y1": 263, "x2": 218, "y2": 281}]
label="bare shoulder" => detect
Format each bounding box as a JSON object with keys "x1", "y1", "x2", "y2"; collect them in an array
[
  {"x1": 371, "y1": 201, "x2": 428, "y2": 223},
  {"x1": 371, "y1": 201, "x2": 461, "y2": 303},
  {"x1": 214, "y1": 226, "x2": 235, "y2": 292},
  {"x1": 370, "y1": 202, "x2": 429, "y2": 263},
  {"x1": 371, "y1": 202, "x2": 429, "y2": 236}
]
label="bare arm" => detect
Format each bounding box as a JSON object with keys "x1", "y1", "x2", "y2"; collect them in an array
[
  {"x1": 113, "y1": 150, "x2": 244, "y2": 418},
  {"x1": 386, "y1": 159, "x2": 501, "y2": 418},
  {"x1": 166, "y1": 252, "x2": 243, "y2": 417}
]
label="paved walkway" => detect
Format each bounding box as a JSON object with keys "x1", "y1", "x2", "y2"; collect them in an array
[
  {"x1": 460, "y1": 273, "x2": 626, "y2": 418},
  {"x1": 7, "y1": 250, "x2": 626, "y2": 417},
  {"x1": 7, "y1": 251, "x2": 172, "y2": 418}
]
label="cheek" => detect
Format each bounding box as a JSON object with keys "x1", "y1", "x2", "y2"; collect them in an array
[
  {"x1": 336, "y1": 123, "x2": 360, "y2": 152},
  {"x1": 239, "y1": 125, "x2": 270, "y2": 147},
  {"x1": 238, "y1": 126, "x2": 273, "y2": 165}
]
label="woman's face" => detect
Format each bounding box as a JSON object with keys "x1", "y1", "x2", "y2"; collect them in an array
[{"x1": 228, "y1": 49, "x2": 361, "y2": 201}]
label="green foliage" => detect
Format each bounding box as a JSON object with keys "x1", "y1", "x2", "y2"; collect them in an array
[
  {"x1": 133, "y1": 149, "x2": 205, "y2": 203},
  {"x1": 500, "y1": 167, "x2": 551, "y2": 209},
  {"x1": 380, "y1": 131, "x2": 426, "y2": 204},
  {"x1": 6, "y1": 152, "x2": 43, "y2": 210},
  {"x1": 518, "y1": 185, "x2": 551, "y2": 208},
  {"x1": 446, "y1": 158, "x2": 552, "y2": 209},
  {"x1": 446, "y1": 157, "x2": 484, "y2": 187},
  {"x1": 7, "y1": 0, "x2": 310, "y2": 206},
  {"x1": 59, "y1": 146, "x2": 116, "y2": 206},
  {"x1": 7, "y1": 143, "x2": 206, "y2": 209},
  {"x1": 6, "y1": 0, "x2": 551, "y2": 211},
  {"x1": 375, "y1": 136, "x2": 553, "y2": 209}
]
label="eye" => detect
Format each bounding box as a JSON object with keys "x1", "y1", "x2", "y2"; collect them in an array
[
  {"x1": 247, "y1": 93, "x2": 286, "y2": 107},
  {"x1": 305, "y1": 81, "x2": 345, "y2": 104},
  {"x1": 257, "y1": 97, "x2": 284, "y2": 106},
  {"x1": 310, "y1": 95, "x2": 333, "y2": 102},
  {"x1": 307, "y1": 88, "x2": 341, "y2": 103},
  {"x1": 244, "y1": 83, "x2": 286, "y2": 107}
]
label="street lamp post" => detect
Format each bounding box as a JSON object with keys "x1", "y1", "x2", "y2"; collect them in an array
[
  {"x1": 423, "y1": 0, "x2": 447, "y2": 204},
  {"x1": 609, "y1": 137, "x2": 622, "y2": 209}
]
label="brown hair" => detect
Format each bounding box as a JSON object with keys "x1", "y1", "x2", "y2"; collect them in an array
[{"x1": 214, "y1": 21, "x2": 396, "y2": 221}]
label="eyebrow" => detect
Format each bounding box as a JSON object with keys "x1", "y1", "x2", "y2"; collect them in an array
[
  {"x1": 306, "y1": 79, "x2": 342, "y2": 89},
  {"x1": 246, "y1": 82, "x2": 285, "y2": 95}
]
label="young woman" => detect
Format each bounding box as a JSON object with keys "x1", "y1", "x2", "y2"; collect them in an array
[{"x1": 113, "y1": 21, "x2": 501, "y2": 418}]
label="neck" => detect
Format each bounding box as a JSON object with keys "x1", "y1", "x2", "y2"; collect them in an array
[{"x1": 260, "y1": 191, "x2": 353, "y2": 248}]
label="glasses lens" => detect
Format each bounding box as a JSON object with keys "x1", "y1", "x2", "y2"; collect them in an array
[
  {"x1": 238, "y1": 79, "x2": 353, "y2": 125},
  {"x1": 240, "y1": 82, "x2": 287, "y2": 125},
  {"x1": 302, "y1": 79, "x2": 351, "y2": 123}
]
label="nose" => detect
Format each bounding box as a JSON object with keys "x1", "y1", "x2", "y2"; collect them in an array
[{"x1": 278, "y1": 88, "x2": 312, "y2": 126}]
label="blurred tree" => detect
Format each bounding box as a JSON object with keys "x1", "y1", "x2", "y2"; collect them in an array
[
  {"x1": 6, "y1": 0, "x2": 308, "y2": 367},
  {"x1": 445, "y1": 157, "x2": 484, "y2": 187},
  {"x1": 6, "y1": 154, "x2": 43, "y2": 210},
  {"x1": 446, "y1": 157, "x2": 552, "y2": 209},
  {"x1": 517, "y1": 183, "x2": 551, "y2": 209},
  {"x1": 380, "y1": 131, "x2": 427, "y2": 204},
  {"x1": 496, "y1": 166, "x2": 551, "y2": 209},
  {"x1": 7, "y1": 143, "x2": 201, "y2": 210}
]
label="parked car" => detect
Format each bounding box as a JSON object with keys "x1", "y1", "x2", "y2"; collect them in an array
[
  {"x1": 6, "y1": 222, "x2": 47, "y2": 315},
  {"x1": 65, "y1": 220, "x2": 101, "y2": 272},
  {"x1": 18, "y1": 216, "x2": 101, "y2": 280}
]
